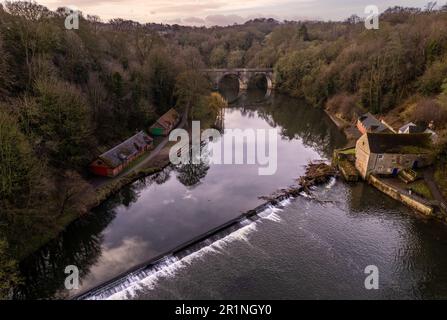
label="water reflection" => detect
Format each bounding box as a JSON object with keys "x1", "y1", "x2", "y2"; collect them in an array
[
  {"x1": 15, "y1": 205, "x2": 117, "y2": 299},
  {"x1": 15, "y1": 89, "x2": 346, "y2": 299},
  {"x1": 176, "y1": 162, "x2": 210, "y2": 188},
  {"x1": 221, "y1": 86, "x2": 344, "y2": 158}
]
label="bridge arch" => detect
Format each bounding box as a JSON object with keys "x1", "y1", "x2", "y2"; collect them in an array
[
  {"x1": 217, "y1": 72, "x2": 246, "y2": 91},
  {"x1": 248, "y1": 72, "x2": 273, "y2": 91}
]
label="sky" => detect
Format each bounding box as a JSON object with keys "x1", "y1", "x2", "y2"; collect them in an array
[{"x1": 10, "y1": 0, "x2": 435, "y2": 26}]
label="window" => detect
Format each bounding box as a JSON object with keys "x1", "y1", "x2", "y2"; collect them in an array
[{"x1": 378, "y1": 154, "x2": 384, "y2": 160}]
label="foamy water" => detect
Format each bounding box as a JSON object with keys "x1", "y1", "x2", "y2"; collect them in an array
[{"x1": 325, "y1": 177, "x2": 337, "y2": 189}]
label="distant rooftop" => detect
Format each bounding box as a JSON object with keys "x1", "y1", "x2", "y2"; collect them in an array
[
  {"x1": 398, "y1": 122, "x2": 425, "y2": 134},
  {"x1": 151, "y1": 108, "x2": 179, "y2": 129},
  {"x1": 99, "y1": 131, "x2": 153, "y2": 168},
  {"x1": 358, "y1": 113, "x2": 389, "y2": 133}
]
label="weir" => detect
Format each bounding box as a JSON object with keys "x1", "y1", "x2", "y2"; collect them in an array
[{"x1": 74, "y1": 198, "x2": 291, "y2": 300}]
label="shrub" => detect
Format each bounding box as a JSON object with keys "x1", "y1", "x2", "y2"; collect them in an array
[
  {"x1": 419, "y1": 59, "x2": 447, "y2": 95},
  {"x1": 325, "y1": 93, "x2": 360, "y2": 121},
  {"x1": 412, "y1": 98, "x2": 447, "y2": 127},
  {"x1": 0, "y1": 239, "x2": 20, "y2": 300}
]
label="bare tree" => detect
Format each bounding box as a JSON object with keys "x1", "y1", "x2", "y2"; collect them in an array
[
  {"x1": 425, "y1": 1, "x2": 438, "y2": 12},
  {"x1": 87, "y1": 14, "x2": 101, "y2": 35},
  {"x1": 413, "y1": 98, "x2": 447, "y2": 127},
  {"x1": 55, "y1": 171, "x2": 94, "y2": 217},
  {"x1": 5, "y1": 1, "x2": 50, "y2": 21},
  {"x1": 134, "y1": 28, "x2": 161, "y2": 65},
  {"x1": 4, "y1": 1, "x2": 52, "y2": 87},
  {"x1": 0, "y1": 36, "x2": 13, "y2": 97}
]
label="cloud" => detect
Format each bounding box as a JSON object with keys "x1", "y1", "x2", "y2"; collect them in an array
[
  {"x1": 174, "y1": 13, "x2": 249, "y2": 27},
  {"x1": 77, "y1": 237, "x2": 156, "y2": 292},
  {"x1": 148, "y1": 1, "x2": 226, "y2": 14},
  {"x1": 166, "y1": 17, "x2": 182, "y2": 24},
  {"x1": 34, "y1": 0, "x2": 431, "y2": 25},
  {"x1": 205, "y1": 14, "x2": 246, "y2": 26},
  {"x1": 47, "y1": 0, "x2": 130, "y2": 8},
  {"x1": 182, "y1": 16, "x2": 206, "y2": 25}
]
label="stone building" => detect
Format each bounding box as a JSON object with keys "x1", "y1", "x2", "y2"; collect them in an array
[{"x1": 355, "y1": 133, "x2": 432, "y2": 179}]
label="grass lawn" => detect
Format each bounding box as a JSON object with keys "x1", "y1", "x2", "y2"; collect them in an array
[
  {"x1": 434, "y1": 163, "x2": 447, "y2": 199},
  {"x1": 409, "y1": 180, "x2": 433, "y2": 200},
  {"x1": 339, "y1": 147, "x2": 356, "y2": 155}
]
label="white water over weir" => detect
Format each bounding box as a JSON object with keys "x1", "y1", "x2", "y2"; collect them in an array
[{"x1": 76, "y1": 198, "x2": 292, "y2": 300}]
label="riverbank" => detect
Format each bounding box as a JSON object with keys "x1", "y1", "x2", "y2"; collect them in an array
[
  {"x1": 324, "y1": 110, "x2": 361, "y2": 147},
  {"x1": 16, "y1": 103, "x2": 192, "y2": 261},
  {"x1": 368, "y1": 174, "x2": 435, "y2": 216},
  {"x1": 17, "y1": 107, "x2": 188, "y2": 261},
  {"x1": 18, "y1": 144, "x2": 175, "y2": 261},
  {"x1": 17, "y1": 107, "x2": 196, "y2": 261}
]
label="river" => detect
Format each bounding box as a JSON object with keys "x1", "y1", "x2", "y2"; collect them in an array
[{"x1": 15, "y1": 87, "x2": 447, "y2": 300}]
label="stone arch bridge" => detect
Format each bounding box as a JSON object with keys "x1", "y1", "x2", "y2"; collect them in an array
[{"x1": 201, "y1": 68, "x2": 275, "y2": 91}]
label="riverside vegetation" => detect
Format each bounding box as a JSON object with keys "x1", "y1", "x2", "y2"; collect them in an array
[{"x1": 1, "y1": 1, "x2": 447, "y2": 298}]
